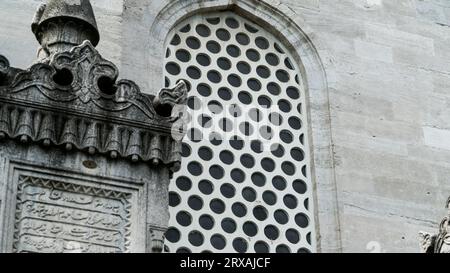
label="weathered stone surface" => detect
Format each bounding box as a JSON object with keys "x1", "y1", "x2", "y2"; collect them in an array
[
  {"x1": 0, "y1": 0, "x2": 187, "y2": 253},
  {"x1": 2, "y1": 0, "x2": 450, "y2": 253}
]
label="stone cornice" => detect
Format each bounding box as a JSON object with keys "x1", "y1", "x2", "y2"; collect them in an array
[{"x1": 0, "y1": 41, "x2": 187, "y2": 170}]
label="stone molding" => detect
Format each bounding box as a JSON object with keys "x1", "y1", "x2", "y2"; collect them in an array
[{"x1": 0, "y1": 41, "x2": 187, "y2": 170}]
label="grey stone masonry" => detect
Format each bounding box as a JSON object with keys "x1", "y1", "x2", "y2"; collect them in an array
[{"x1": 0, "y1": 0, "x2": 187, "y2": 253}]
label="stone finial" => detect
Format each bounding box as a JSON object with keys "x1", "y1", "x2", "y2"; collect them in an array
[{"x1": 31, "y1": 0, "x2": 100, "y2": 59}]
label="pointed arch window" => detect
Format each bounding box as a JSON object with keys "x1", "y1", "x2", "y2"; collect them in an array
[{"x1": 164, "y1": 11, "x2": 315, "y2": 253}]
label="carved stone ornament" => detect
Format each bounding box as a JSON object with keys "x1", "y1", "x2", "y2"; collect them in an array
[
  {"x1": 0, "y1": 0, "x2": 187, "y2": 253},
  {"x1": 419, "y1": 197, "x2": 450, "y2": 253}
]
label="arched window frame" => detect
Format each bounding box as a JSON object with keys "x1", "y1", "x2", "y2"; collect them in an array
[{"x1": 149, "y1": 0, "x2": 341, "y2": 253}]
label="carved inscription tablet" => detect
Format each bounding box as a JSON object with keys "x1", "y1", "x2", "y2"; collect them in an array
[{"x1": 12, "y1": 175, "x2": 132, "y2": 253}]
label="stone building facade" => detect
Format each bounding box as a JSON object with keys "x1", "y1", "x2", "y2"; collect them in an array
[{"x1": 1, "y1": 0, "x2": 450, "y2": 253}]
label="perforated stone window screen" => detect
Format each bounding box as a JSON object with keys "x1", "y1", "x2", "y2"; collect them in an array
[{"x1": 163, "y1": 11, "x2": 315, "y2": 253}]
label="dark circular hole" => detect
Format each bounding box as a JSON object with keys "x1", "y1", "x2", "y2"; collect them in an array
[
  {"x1": 187, "y1": 66, "x2": 201, "y2": 79},
  {"x1": 272, "y1": 176, "x2": 287, "y2": 191},
  {"x1": 53, "y1": 68, "x2": 73, "y2": 86},
  {"x1": 207, "y1": 70, "x2": 221, "y2": 83},
  {"x1": 264, "y1": 225, "x2": 279, "y2": 240},
  {"x1": 165, "y1": 227, "x2": 180, "y2": 243},
  {"x1": 274, "y1": 209, "x2": 289, "y2": 224},
  {"x1": 282, "y1": 162, "x2": 296, "y2": 176},
  {"x1": 271, "y1": 144, "x2": 284, "y2": 157},
  {"x1": 187, "y1": 161, "x2": 202, "y2": 176},
  {"x1": 186, "y1": 36, "x2": 201, "y2": 49},
  {"x1": 176, "y1": 176, "x2": 192, "y2": 191},
  {"x1": 97, "y1": 76, "x2": 116, "y2": 95},
  {"x1": 266, "y1": 53, "x2": 279, "y2": 66},
  {"x1": 170, "y1": 34, "x2": 181, "y2": 45},
  {"x1": 295, "y1": 213, "x2": 309, "y2": 228},
  {"x1": 198, "y1": 146, "x2": 213, "y2": 161},
  {"x1": 243, "y1": 221, "x2": 258, "y2": 237},
  {"x1": 240, "y1": 154, "x2": 255, "y2": 168},
  {"x1": 250, "y1": 140, "x2": 263, "y2": 153},
  {"x1": 231, "y1": 169, "x2": 245, "y2": 183},
  {"x1": 216, "y1": 28, "x2": 231, "y2": 41},
  {"x1": 236, "y1": 33, "x2": 250, "y2": 45},
  {"x1": 225, "y1": 17, "x2": 239, "y2": 28},
  {"x1": 221, "y1": 218, "x2": 237, "y2": 233},
  {"x1": 267, "y1": 82, "x2": 281, "y2": 95},
  {"x1": 242, "y1": 187, "x2": 256, "y2": 202},
  {"x1": 238, "y1": 91, "x2": 252, "y2": 105},
  {"x1": 288, "y1": 117, "x2": 302, "y2": 130},
  {"x1": 286, "y1": 229, "x2": 300, "y2": 244},
  {"x1": 219, "y1": 150, "x2": 234, "y2": 165},
  {"x1": 227, "y1": 45, "x2": 240, "y2": 57},
  {"x1": 229, "y1": 136, "x2": 244, "y2": 150},
  {"x1": 176, "y1": 49, "x2": 191, "y2": 62},
  {"x1": 210, "y1": 199, "x2": 225, "y2": 214},
  {"x1": 199, "y1": 214, "x2": 214, "y2": 230},
  {"x1": 211, "y1": 234, "x2": 226, "y2": 250},
  {"x1": 293, "y1": 179, "x2": 307, "y2": 194},
  {"x1": 166, "y1": 62, "x2": 180, "y2": 75},
  {"x1": 206, "y1": 17, "x2": 220, "y2": 25},
  {"x1": 276, "y1": 70, "x2": 290, "y2": 82},
  {"x1": 181, "y1": 143, "x2": 191, "y2": 157},
  {"x1": 237, "y1": 61, "x2": 251, "y2": 74},
  {"x1": 227, "y1": 74, "x2": 241, "y2": 87},
  {"x1": 188, "y1": 195, "x2": 203, "y2": 210},
  {"x1": 263, "y1": 191, "x2": 277, "y2": 205},
  {"x1": 255, "y1": 37, "x2": 269, "y2": 49},
  {"x1": 246, "y1": 49, "x2": 260, "y2": 62},
  {"x1": 247, "y1": 78, "x2": 261, "y2": 91},
  {"x1": 253, "y1": 206, "x2": 268, "y2": 221},
  {"x1": 276, "y1": 245, "x2": 291, "y2": 253},
  {"x1": 256, "y1": 65, "x2": 270, "y2": 78},
  {"x1": 278, "y1": 99, "x2": 291, "y2": 112},
  {"x1": 251, "y1": 172, "x2": 266, "y2": 187},
  {"x1": 218, "y1": 87, "x2": 232, "y2": 101},
  {"x1": 197, "y1": 83, "x2": 211, "y2": 97},
  {"x1": 245, "y1": 23, "x2": 258, "y2": 33},
  {"x1": 287, "y1": 86, "x2": 300, "y2": 99},
  {"x1": 209, "y1": 165, "x2": 225, "y2": 179},
  {"x1": 233, "y1": 238, "x2": 248, "y2": 253},
  {"x1": 206, "y1": 41, "x2": 221, "y2": 53},
  {"x1": 188, "y1": 230, "x2": 204, "y2": 246},
  {"x1": 232, "y1": 202, "x2": 247, "y2": 217},
  {"x1": 196, "y1": 53, "x2": 211, "y2": 66},
  {"x1": 254, "y1": 241, "x2": 269, "y2": 253},
  {"x1": 217, "y1": 57, "x2": 231, "y2": 70},
  {"x1": 176, "y1": 211, "x2": 192, "y2": 226},
  {"x1": 261, "y1": 158, "x2": 275, "y2": 172},
  {"x1": 284, "y1": 194, "x2": 298, "y2": 209},
  {"x1": 220, "y1": 183, "x2": 236, "y2": 198},
  {"x1": 199, "y1": 180, "x2": 214, "y2": 195},
  {"x1": 169, "y1": 192, "x2": 180, "y2": 207},
  {"x1": 196, "y1": 24, "x2": 211, "y2": 37}
]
